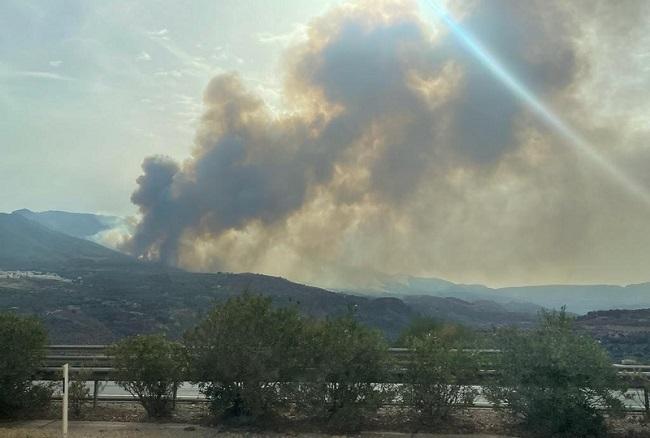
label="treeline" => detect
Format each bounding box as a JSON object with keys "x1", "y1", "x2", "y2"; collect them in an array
[{"x1": 0, "y1": 296, "x2": 627, "y2": 437}]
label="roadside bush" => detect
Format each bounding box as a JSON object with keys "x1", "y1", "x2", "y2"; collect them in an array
[
  {"x1": 401, "y1": 324, "x2": 479, "y2": 424},
  {"x1": 185, "y1": 295, "x2": 305, "y2": 423},
  {"x1": 110, "y1": 334, "x2": 184, "y2": 418},
  {"x1": 396, "y1": 317, "x2": 478, "y2": 347},
  {"x1": 296, "y1": 315, "x2": 390, "y2": 432},
  {"x1": 68, "y1": 370, "x2": 91, "y2": 418},
  {"x1": 486, "y1": 309, "x2": 624, "y2": 438},
  {"x1": 0, "y1": 312, "x2": 51, "y2": 418}
]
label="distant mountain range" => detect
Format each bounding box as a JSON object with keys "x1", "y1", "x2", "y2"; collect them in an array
[
  {"x1": 12, "y1": 209, "x2": 122, "y2": 239},
  {"x1": 343, "y1": 274, "x2": 650, "y2": 315},
  {"x1": 1, "y1": 208, "x2": 649, "y2": 357},
  {"x1": 0, "y1": 209, "x2": 537, "y2": 342},
  {"x1": 0, "y1": 211, "x2": 130, "y2": 271},
  {"x1": 8, "y1": 208, "x2": 650, "y2": 315}
]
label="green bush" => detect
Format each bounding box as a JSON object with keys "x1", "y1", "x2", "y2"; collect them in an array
[
  {"x1": 486, "y1": 309, "x2": 624, "y2": 438},
  {"x1": 396, "y1": 317, "x2": 478, "y2": 347},
  {"x1": 0, "y1": 312, "x2": 51, "y2": 418},
  {"x1": 68, "y1": 369, "x2": 92, "y2": 418},
  {"x1": 401, "y1": 327, "x2": 479, "y2": 424},
  {"x1": 296, "y1": 315, "x2": 390, "y2": 432},
  {"x1": 185, "y1": 295, "x2": 305, "y2": 423},
  {"x1": 110, "y1": 334, "x2": 184, "y2": 418}
]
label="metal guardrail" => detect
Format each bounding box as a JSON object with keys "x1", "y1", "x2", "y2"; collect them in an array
[
  {"x1": 40, "y1": 345, "x2": 650, "y2": 377},
  {"x1": 41, "y1": 344, "x2": 647, "y2": 370},
  {"x1": 39, "y1": 345, "x2": 650, "y2": 411},
  {"x1": 39, "y1": 345, "x2": 501, "y2": 378}
]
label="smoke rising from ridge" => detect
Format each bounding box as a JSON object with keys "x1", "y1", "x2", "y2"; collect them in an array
[{"x1": 125, "y1": 0, "x2": 650, "y2": 287}]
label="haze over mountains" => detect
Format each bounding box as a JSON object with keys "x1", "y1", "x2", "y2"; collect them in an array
[
  {"x1": 0, "y1": 211, "x2": 130, "y2": 271},
  {"x1": 12, "y1": 209, "x2": 121, "y2": 239},
  {"x1": 349, "y1": 276, "x2": 650, "y2": 315},
  {"x1": 0, "y1": 209, "x2": 536, "y2": 342},
  {"x1": 1, "y1": 208, "x2": 649, "y2": 354},
  {"x1": 4, "y1": 209, "x2": 650, "y2": 314}
]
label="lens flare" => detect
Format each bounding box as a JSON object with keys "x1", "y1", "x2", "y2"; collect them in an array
[{"x1": 427, "y1": 1, "x2": 650, "y2": 206}]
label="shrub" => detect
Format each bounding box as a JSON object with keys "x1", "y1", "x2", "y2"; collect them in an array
[
  {"x1": 486, "y1": 309, "x2": 624, "y2": 438},
  {"x1": 68, "y1": 370, "x2": 91, "y2": 418},
  {"x1": 396, "y1": 317, "x2": 478, "y2": 347},
  {"x1": 401, "y1": 328, "x2": 479, "y2": 424},
  {"x1": 185, "y1": 295, "x2": 305, "y2": 423},
  {"x1": 296, "y1": 315, "x2": 390, "y2": 432},
  {"x1": 110, "y1": 334, "x2": 184, "y2": 418},
  {"x1": 0, "y1": 312, "x2": 51, "y2": 418}
]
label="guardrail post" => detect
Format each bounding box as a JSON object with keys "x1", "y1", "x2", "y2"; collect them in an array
[
  {"x1": 93, "y1": 380, "x2": 99, "y2": 408},
  {"x1": 644, "y1": 386, "x2": 649, "y2": 417},
  {"x1": 62, "y1": 363, "x2": 69, "y2": 437}
]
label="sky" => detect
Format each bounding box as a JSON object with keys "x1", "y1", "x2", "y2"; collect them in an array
[
  {"x1": 2, "y1": 0, "x2": 650, "y2": 288},
  {"x1": 0, "y1": 0, "x2": 342, "y2": 214}
]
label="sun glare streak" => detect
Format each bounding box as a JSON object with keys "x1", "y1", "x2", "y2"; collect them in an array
[{"x1": 428, "y1": 1, "x2": 650, "y2": 206}]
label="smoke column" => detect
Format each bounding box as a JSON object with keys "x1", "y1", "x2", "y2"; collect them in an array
[
  {"x1": 427, "y1": 0, "x2": 650, "y2": 206},
  {"x1": 124, "y1": 0, "x2": 650, "y2": 287}
]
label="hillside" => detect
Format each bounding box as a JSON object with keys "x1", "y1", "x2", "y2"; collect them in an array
[
  {"x1": 9, "y1": 207, "x2": 649, "y2": 317},
  {"x1": 0, "y1": 269, "x2": 418, "y2": 343},
  {"x1": 12, "y1": 209, "x2": 121, "y2": 239},
  {"x1": 0, "y1": 266, "x2": 543, "y2": 344},
  {"x1": 0, "y1": 215, "x2": 418, "y2": 341},
  {"x1": 0, "y1": 209, "x2": 546, "y2": 343},
  {"x1": 350, "y1": 275, "x2": 650, "y2": 314},
  {"x1": 576, "y1": 308, "x2": 650, "y2": 361},
  {"x1": 401, "y1": 295, "x2": 537, "y2": 328},
  {"x1": 0, "y1": 212, "x2": 132, "y2": 271}
]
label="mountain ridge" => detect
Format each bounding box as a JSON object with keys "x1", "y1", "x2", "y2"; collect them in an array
[
  {"x1": 0, "y1": 212, "x2": 131, "y2": 271},
  {"x1": 0, "y1": 210, "x2": 537, "y2": 342},
  {"x1": 7, "y1": 208, "x2": 648, "y2": 316},
  {"x1": 3, "y1": 207, "x2": 648, "y2": 351},
  {"x1": 343, "y1": 274, "x2": 650, "y2": 315},
  {"x1": 12, "y1": 208, "x2": 121, "y2": 239}
]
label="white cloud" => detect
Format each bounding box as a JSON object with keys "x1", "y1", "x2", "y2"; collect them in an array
[
  {"x1": 154, "y1": 69, "x2": 183, "y2": 78},
  {"x1": 146, "y1": 28, "x2": 170, "y2": 41},
  {"x1": 137, "y1": 51, "x2": 152, "y2": 61},
  {"x1": 256, "y1": 23, "x2": 307, "y2": 46},
  {"x1": 49, "y1": 60, "x2": 63, "y2": 68},
  {"x1": 148, "y1": 28, "x2": 169, "y2": 36},
  {"x1": 3, "y1": 70, "x2": 73, "y2": 81}
]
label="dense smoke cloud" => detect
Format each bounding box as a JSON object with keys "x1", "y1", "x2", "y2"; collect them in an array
[{"x1": 125, "y1": 0, "x2": 650, "y2": 287}]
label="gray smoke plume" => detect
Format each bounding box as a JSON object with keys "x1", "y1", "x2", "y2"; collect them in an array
[{"x1": 125, "y1": 0, "x2": 650, "y2": 287}]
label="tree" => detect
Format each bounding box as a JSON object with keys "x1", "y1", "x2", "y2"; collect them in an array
[
  {"x1": 68, "y1": 369, "x2": 92, "y2": 418},
  {"x1": 0, "y1": 312, "x2": 51, "y2": 418},
  {"x1": 486, "y1": 309, "x2": 624, "y2": 437},
  {"x1": 296, "y1": 315, "x2": 391, "y2": 432},
  {"x1": 185, "y1": 295, "x2": 305, "y2": 423},
  {"x1": 395, "y1": 316, "x2": 489, "y2": 348},
  {"x1": 110, "y1": 334, "x2": 184, "y2": 418},
  {"x1": 400, "y1": 322, "x2": 479, "y2": 424}
]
